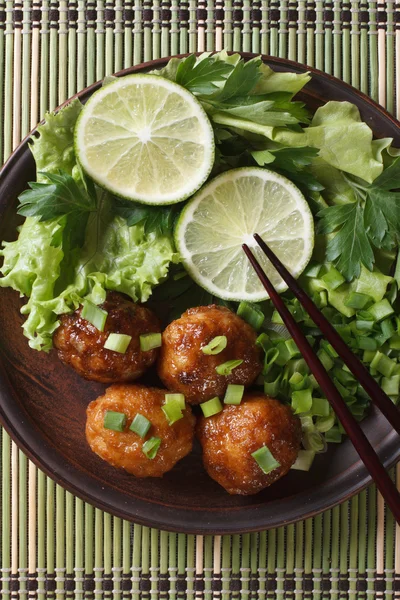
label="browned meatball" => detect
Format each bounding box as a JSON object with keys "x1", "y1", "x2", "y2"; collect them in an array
[
  {"x1": 157, "y1": 305, "x2": 262, "y2": 404},
  {"x1": 53, "y1": 292, "x2": 161, "y2": 383},
  {"x1": 197, "y1": 394, "x2": 301, "y2": 495},
  {"x1": 86, "y1": 384, "x2": 195, "y2": 477}
]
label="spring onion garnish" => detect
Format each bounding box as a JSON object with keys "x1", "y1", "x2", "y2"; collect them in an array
[
  {"x1": 325, "y1": 427, "x2": 342, "y2": 443},
  {"x1": 200, "y1": 397, "x2": 223, "y2": 418},
  {"x1": 291, "y1": 450, "x2": 315, "y2": 471},
  {"x1": 104, "y1": 411, "x2": 126, "y2": 432},
  {"x1": 251, "y1": 446, "x2": 280, "y2": 475},
  {"x1": 162, "y1": 400, "x2": 184, "y2": 425},
  {"x1": 381, "y1": 374, "x2": 400, "y2": 397},
  {"x1": 303, "y1": 431, "x2": 326, "y2": 453},
  {"x1": 262, "y1": 348, "x2": 279, "y2": 376},
  {"x1": 291, "y1": 388, "x2": 313, "y2": 414},
  {"x1": 104, "y1": 333, "x2": 132, "y2": 353},
  {"x1": 311, "y1": 397, "x2": 330, "y2": 417},
  {"x1": 370, "y1": 351, "x2": 396, "y2": 377},
  {"x1": 140, "y1": 333, "x2": 162, "y2": 352},
  {"x1": 300, "y1": 415, "x2": 314, "y2": 433},
  {"x1": 81, "y1": 300, "x2": 108, "y2": 331},
  {"x1": 344, "y1": 292, "x2": 373, "y2": 310},
  {"x1": 321, "y1": 266, "x2": 345, "y2": 290},
  {"x1": 129, "y1": 414, "x2": 151, "y2": 439},
  {"x1": 237, "y1": 301, "x2": 265, "y2": 330},
  {"x1": 367, "y1": 298, "x2": 394, "y2": 322},
  {"x1": 215, "y1": 359, "x2": 243, "y2": 376},
  {"x1": 315, "y1": 413, "x2": 336, "y2": 433},
  {"x1": 201, "y1": 336, "x2": 227, "y2": 355},
  {"x1": 223, "y1": 384, "x2": 244, "y2": 405},
  {"x1": 164, "y1": 393, "x2": 185, "y2": 410},
  {"x1": 142, "y1": 437, "x2": 161, "y2": 459}
]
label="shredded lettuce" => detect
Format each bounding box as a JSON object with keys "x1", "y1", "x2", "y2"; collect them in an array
[{"x1": 0, "y1": 101, "x2": 177, "y2": 351}]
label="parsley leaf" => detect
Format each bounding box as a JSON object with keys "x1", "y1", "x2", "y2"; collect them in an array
[
  {"x1": 318, "y1": 202, "x2": 374, "y2": 280},
  {"x1": 113, "y1": 198, "x2": 179, "y2": 235},
  {"x1": 175, "y1": 54, "x2": 234, "y2": 95},
  {"x1": 212, "y1": 57, "x2": 262, "y2": 102},
  {"x1": 18, "y1": 171, "x2": 97, "y2": 221},
  {"x1": 364, "y1": 158, "x2": 400, "y2": 249}
]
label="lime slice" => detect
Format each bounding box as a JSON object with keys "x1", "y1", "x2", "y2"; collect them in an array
[
  {"x1": 75, "y1": 74, "x2": 214, "y2": 204},
  {"x1": 175, "y1": 168, "x2": 314, "y2": 301}
]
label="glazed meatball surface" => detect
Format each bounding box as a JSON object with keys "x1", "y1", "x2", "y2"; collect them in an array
[
  {"x1": 197, "y1": 394, "x2": 301, "y2": 495},
  {"x1": 86, "y1": 384, "x2": 195, "y2": 477},
  {"x1": 53, "y1": 292, "x2": 161, "y2": 383},
  {"x1": 157, "y1": 305, "x2": 262, "y2": 404}
]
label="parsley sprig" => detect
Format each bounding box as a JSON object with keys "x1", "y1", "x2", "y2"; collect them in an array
[{"x1": 317, "y1": 158, "x2": 400, "y2": 280}]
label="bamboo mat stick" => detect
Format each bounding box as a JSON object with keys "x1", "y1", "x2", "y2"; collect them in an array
[{"x1": 195, "y1": 535, "x2": 204, "y2": 599}]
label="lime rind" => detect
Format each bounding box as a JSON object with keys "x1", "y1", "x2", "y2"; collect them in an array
[
  {"x1": 175, "y1": 167, "x2": 314, "y2": 302},
  {"x1": 75, "y1": 74, "x2": 215, "y2": 205}
]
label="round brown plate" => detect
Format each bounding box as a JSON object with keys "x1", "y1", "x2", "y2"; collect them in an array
[{"x1": 0, "y1": 55, "x2": 399, "y2": 534}]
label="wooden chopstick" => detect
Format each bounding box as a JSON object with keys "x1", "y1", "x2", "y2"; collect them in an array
[
  {"x1": 242, "y1": 239, "x2": 400, "y2": 525},
  {"x1": 253, "y1": 233, "x2": 400, "y2": 437}
]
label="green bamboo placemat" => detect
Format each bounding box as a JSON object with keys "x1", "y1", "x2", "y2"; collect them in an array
[{"x1": 0, "y1": 1, "x2": 399, "y2": 598}]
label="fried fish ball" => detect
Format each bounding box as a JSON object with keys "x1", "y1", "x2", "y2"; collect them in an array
[
  {"x1": 197, "y1": 393, "x2": 301, "y2": 495},
  {"x1": 53, "y1": 292, "x2": 161, "y2": 383},
  {"x1": 157, "y1": 305, "x2": 262, "y2": 404},
  {"x1": 86, "y1": 384, "x2": 195, "y2": 477}
]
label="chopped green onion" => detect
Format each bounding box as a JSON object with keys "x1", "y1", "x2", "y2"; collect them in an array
[
  {"x1": 285, "y1": 339, "x2": 301, "y2": 359},
  {"x1": 251, "y1": 445, "x2": 280, "y2": 475},
  {"x1": 215, "y1": 359, "x2": 243, "y2": 376},
  {"x1": 315, "y1": 413, "x2": 336, "y2": 432},
  {"x1": 370, "y1": 351, "x2": 396, "y2": 377},
  {"x1": 381, "y1": 318, "x2": 395, "y2": 339},
  {"x1": 321, "y1": 266, "x2": 345, "y2": 290},
  {"x1": 237, "y1": 301, "x2": 265, "y2": 330},
  {"x1": 81, "y1": 300, "x2": 108, "y2": 331},
  {"x1": 303, "y1": 431, "x2": 326, "y2": 453},
  {"x1": 344, "y1": 292, "x2": 373, "y2": 310},
  {"x1": 200, "y1": 397, "x2": 223, "y2": 417},
  {"x1": 357, "y1": 336, "x2": 378, "y2": 351},
  {"x1": 201, "y1": 335, "x2": 228, "y2": 355},
  {"x1": 291, "y1": 450, "x2": 315, "y2": 471},
  {"x1": 104, "y1": 333, "x2": 132, "y2": 354},
  {"x1": 304, "y1": 262, "x2": 322, "y2": 278},
  {"x1": 223, "y1": 384, "x2": 244, "y2": 405},
  {"x1": 363, "y1": 350, "x2": 376, "y2": 364},
  {"x1": 264, "y1": 374, "x2": 282, "y2": 397},
  {"x1": 262, "y1": 348, "x2": 279, "y2": 376},
  {"x1": 274, "y1": 341, "x2": 291, "y2": 367},
  {"x1": 256, "y1": 332, "x2": 271, "y2": 352},
  {"x1": 142, "y1": 437, "x2": 161, "y2": 459},
  {"x1": 325, "y1": 427, "x2": 342, "y2": 443},
  {"x1": 291, "y1": 388, "x2": 313, "y2": 414},
  {"x1": 317, "y1": 348, "x2": 334, "y2": 371},
  {"x1": 140, "y1": 333, "x2": 162, "y2": 351},
  {"x1": 104, "y1": 410, "x2": 126, "y2": 432},
  {"x1": 367, "y1": 299, "x2": 394, "y2": 322},
  {"x1": 311, "y1": 397, "x2": 330, "y2": 417},
  {"x1": 389, "y1": 334, "x2": 400, "y2": 350},
  {"x1": 289, "y1": 372, "x2": 310, "y2": 392},
  {"x1": 320, "y1": 340, "x2": 339, "y2": 358},
  {"x1": 381, "y1": 374, "x2": 400, "y2": 396},
  {"x1": 162, "y1": 400, "x2": 184, "y2": 425},
  {"x1": 300, "y1": 415, "x2": 315, "y2": 433},
  {"x1": 164, "y1": 393, "x2": 185, "y2": 410},
  {"x1": 271, "y1": 310, "x2": 284, "y2": 324},
  {"x1": 129, "y1": 414, "x2": 151, "y2": 438}
]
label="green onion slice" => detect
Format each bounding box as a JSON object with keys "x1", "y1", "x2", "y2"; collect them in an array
[
  {"x1": 291, "y1": 450, "x2": 315, "y2": 471},
  {"x1": 129, "y1": 414, "x2": 151, "y2": 438},
  {"x1": 291, "y1": 388, "x2": 313, "y2": 414},
  {"x1": 368, "y1": 299, "x2": 394, "y2": 322},
  {"x1": 223, "y1": 384, "x2": 244, "y2": 405},
  {"x1": 162, "y1": 400, "x2": 184, "y2": 425},
  {"x1": 104, "y1": 333, "x2": 132, "y2": 354},
  {"x1": 237, "y1": 301, "x2": 265, "y2": 331},
  {"x1": 314, "y1": 413, "x2": 335, "y2": 433},
  {"x1": 344, "y1": 292, "x2": 373, "y2": 309},
  {"x1": 142, "y1": 437, "x2": 161, "y2": 459},
  {"x1": 311, "y1": 397, "x2": 330, "y2": 417},
  {"x1": 251, "y1": 445, "x2": 280, "y2": 475},
  {"x1": 215, "y1": 359, "x2": 243, "y2": 376},
  {"x1": 200, "y1": 397, "x2": 223, "y2": 418},
  {"x1": 140, "y1": 333, "x2": 162, "y2": 352},
  {"x1": 303, "y1": 431, "x2": 327, "y2": 453},
  {"x1": 201, "y1": 336, "x2": 227, "y2": 355},
  {"x1": 164, "y1": 393, "x2": 185, "y2": 410},
  {"x1": 104, "y1": 410, "x2": 126, "y2": 432},
  {"x1": 81, "y1": 300, "x2": 108, "y2": 331},
  {"x1": 325, "y1": 427, "x2": 342, "y2": 443}
]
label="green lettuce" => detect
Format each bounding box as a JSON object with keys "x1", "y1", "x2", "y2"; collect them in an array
[{"x1": 0, "y1": 101, "x2": 177, "y2": 351}]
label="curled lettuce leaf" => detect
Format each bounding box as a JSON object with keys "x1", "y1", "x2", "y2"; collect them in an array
[{"x1": 0, "y1": 100, "x2": 177, "y2": 351}]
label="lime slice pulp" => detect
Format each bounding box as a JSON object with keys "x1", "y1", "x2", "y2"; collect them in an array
[
  {"x1": 175, "y1": 167, "x2": 314, "y2": 302},
  {"x1": 75, "y1": 74, "x2": 215, "y2": 205}
]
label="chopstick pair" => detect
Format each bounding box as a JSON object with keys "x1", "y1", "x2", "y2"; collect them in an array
[{"x1": 243, "y1": 234, "x2": 400, "y2": 525}]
